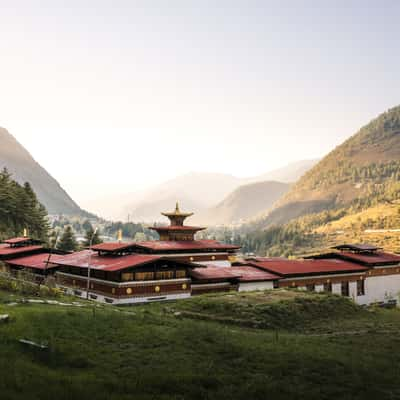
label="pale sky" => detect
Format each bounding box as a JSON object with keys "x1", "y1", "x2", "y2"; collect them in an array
[{"x1": 1, "y1": 0, "x2": 399, "y2": 207}]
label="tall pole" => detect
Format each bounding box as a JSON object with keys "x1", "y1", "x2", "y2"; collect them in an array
[
  {"x1": 86, "y1": 227, "x2": 98, "y2": 300},
  {"x1": 43, "y1": 232, "x2": 59, "y2": 285}
]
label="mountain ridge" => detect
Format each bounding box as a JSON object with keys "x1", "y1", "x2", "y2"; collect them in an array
[
  {"x1": 0, "y1": 127, "x2": 85, "y2": 215},
  {"x1": 255, "y1": 106, "x2": 400, "y2": 229},
  {"x1": 237, "y1": 105, "x2": 400, "y2": 256},
  {"x1": 90, "y1": 159, "x2": 318, "y2": 221},
  {"x1": 192, "y1": 180, "x2": 291, "y2": 226}
]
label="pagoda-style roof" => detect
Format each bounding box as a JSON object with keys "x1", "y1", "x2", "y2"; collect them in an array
[
  {"x1": 332, "y1": 243, "x2": 382, "y2": 253},
  {"x1": 149, "y1": 225, "x2": 206, "y2": 232},
  {"x1": 161, "y1": 202, "x2": 193, "y2": 221},
  {"x1": 2, "y1": 237, "x2": 42, "y2": 247},
  {"x1": 151, "y1": 203, "x2": 206, "y2": 241}
]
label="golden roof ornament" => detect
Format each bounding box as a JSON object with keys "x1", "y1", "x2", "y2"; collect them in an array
[
  {"x1": 161, "y1": 202, "x2": 194, "y2": 226},
  {"x1": 150, "y1": 202, "x2": 206, "y2": 240}
]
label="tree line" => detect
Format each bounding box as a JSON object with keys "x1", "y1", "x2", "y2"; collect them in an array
[{"x1": 0, "y1": 168, "x2": 49, "y2": 241}]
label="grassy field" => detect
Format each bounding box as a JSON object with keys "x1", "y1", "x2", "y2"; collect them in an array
[{"x1": 1, "y1": 289, "x2": 400, "y2": 400}]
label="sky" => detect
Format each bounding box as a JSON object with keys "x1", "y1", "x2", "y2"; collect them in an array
[{"x1": 0, "y1": 0, "x2": 399, "y2": 207}]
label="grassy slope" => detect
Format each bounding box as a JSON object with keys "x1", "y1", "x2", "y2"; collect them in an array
[{"x1": 1, "y1": 289, "x2": 400, "y2": 399}]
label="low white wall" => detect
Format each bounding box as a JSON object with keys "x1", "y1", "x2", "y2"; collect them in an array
[
  {"x1": 355, "y1": 274, "x2": 400, "y2": 305},
  {"x1": 332, "y1": 283, "x2": 342, "y2": 295},
  {"x1": 349, "y1": 281, "x2": 357, "y2": 301},
  {"x1": 60, "y1": 286, "x2": 190, "y2": 305},
  {"x1": 315, "y1": 285, "x2": 324, "y2": 293},
  {"x1": 196, "y1": 260, "x2": 231, "y2": 267},
  {"x1": 238, "y1": 281, "x2": 274, "y2": 292}
]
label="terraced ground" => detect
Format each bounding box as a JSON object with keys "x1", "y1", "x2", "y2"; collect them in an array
[{"x1": 1, "y1": 288, "x2": 400, "y2": 400}]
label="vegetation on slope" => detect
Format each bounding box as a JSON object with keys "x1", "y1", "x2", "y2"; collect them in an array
[
  {"x1": 0, "y1": 168, "x2": 49, "y2": 241},
  {"x1": 230, "y1": 106, "x2": 400, "y2": 256},
  {"x1": 1, "y1": 288, "x2": 400, "y2": 399},
  {"x1": 256, "y1": 106, "x2": 400, "y2": 228},
  {"x1": 0, "y1": 127, "x2": 85, "y2": 216}
]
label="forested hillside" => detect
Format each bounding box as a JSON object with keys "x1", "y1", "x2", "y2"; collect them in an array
[
  {"x1": 0, "y1": 127, "x2": 84, "y2": 215},
  {"x1": 0, "y1": 168, "x2": 49, "y2": 241},
  {"x1": 257, "y1": 106, "x2": 400, "y2": 228},
  {"x1": 229, "y1": 106, "x2": 400, "y2": 256}
]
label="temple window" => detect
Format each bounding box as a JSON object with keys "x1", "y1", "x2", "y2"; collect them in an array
[
  {"x1": 306, "y1": 284, "x2": 315, "y2": 292},
  {"x1": 357, "y1": 280, "x2": 365, "y2": 296},
  {"x1": 323, "y1": 282, "x2": 332, "y2": 292},
  {"x1": 135, "y1": 272, "x2": 154, "y2": 281},
  {"x1": 341, "y1": 281, "x2": 349, "y2": 297},
  {"x1": 176, "y1": 270, "x2": 186, "y2": 279},
  {"x1": 155, "y1": 271, "x2": 174, "y2": 280},
  {"x1": 122, "y1": 272, "x2": 134, "y2": 281}
]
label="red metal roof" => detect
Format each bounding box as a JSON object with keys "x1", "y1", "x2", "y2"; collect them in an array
[
  {"x1": 337, "y1": 251, "x2": 400, "y2": 266},
  {"x1": 191, "y1": 265, "x2": 279, "y2": 282},
  {"x1": 134, "y1": 240, "x2": 240, "y2": 252},
  {"x1": 332, "y1": 243, "x2": 382, "y2": 252},
  {"x1": 91, "y1": 240, "x2": 239, "y2": 253},
  {"x1": 3, "y1": 237, "x2": 33, "y2": 244},
  {"x1": 243, "y1": 258, "x2": 368, "y2": 277},
  {"x1": 6, "y1": 253, "x2": 65, "y2": 270},
  {"x1": 149, "y1": 225, "x2": 206, "y2": 231},
  {"x1": 190, "y1": 267, "x2": 242, "y2": 281},
  {"x1": 0, "y1": 244, "x2": 43, "y2": 257},
  {"x1": 245, "y1": 257, "x2": 287, "y2": 262},
  {"x1": 91, "y1": 242, "x2": 136, "y2": 252},
  {"x1": 53, "y1": 251, "x2": 202, "y2": 272},
  {"x1": 54, "y1": 250, "x2": 161, "y2": 272},
  {"x1": 230, "y1": 266, "x2": 280, "y2": 282}
]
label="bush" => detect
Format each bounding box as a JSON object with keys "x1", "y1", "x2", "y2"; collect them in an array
[{"x1": 0, "y1": 273, "x2": 61, "y2": 298}]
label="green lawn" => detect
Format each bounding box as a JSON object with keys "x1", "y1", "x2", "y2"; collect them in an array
[{"x1": 1, "y1": 289, "x2": 400, "y2": 400}]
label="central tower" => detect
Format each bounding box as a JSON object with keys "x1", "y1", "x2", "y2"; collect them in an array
[{"x1": 150, "y1": 202, "x2": 205, "y2": 241}]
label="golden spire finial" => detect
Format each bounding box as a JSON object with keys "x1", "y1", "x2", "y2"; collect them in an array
[
  {"x1": 23, "y1": 228, "x2": 28, "y2": 237},
  {"x1": 175, "y1": 201, "x2": 180, "y2": 214},
  {"x1": 117, "y1": 229, "x2": 123, "y2": 242}
]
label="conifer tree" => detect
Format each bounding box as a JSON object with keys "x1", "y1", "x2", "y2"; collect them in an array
[
  {"x1": 83, "y1": 227, "x2": 102, "y2": 247},
  {"x1": 0, "y1": 168, "x2": 49, "y2": 240},
  {"x1": 57, "y1": 226, "x2": 77, "y2": 252}
]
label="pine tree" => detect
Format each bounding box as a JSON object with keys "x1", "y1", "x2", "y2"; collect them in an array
[
  {"x1": 83, "y1": 227, "x2": 102, "y2": 247},
  {"x1": 57, "y1": 226, "x2": 77, "y2": 252},
  {"x1": 0, "y1": 169, "x2": 49, "y2": 240}
]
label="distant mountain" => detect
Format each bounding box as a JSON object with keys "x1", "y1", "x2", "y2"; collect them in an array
[
  {"x1": 120, "y1": 172, "x2": 241, "y2": 222},
  {"x1": 248, "y1": 159, "x2": 319, "y2": 184},
  {"x1": 0, "y1": 127, "x2": 85, "y2": 215},
  {"x1": 192, "y1": 181, "x2": 291, "y2": 226},
  {"x1": 255, "y1": 106, "x2": 400, "y2": 229},
  {"x1": 125, "y1": 194, "x2": 204, "y2": 223},
  {"x1": 96, "y1": 160, "x2": 317, "y2": 221}
]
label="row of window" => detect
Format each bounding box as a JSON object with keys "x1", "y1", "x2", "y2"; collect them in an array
[
  {"x1": 121, "y1": 270, "x2": 187, "y2": 282},
  {"x1": 305, "y1": 280, "x2": 365, "y2": 297}
]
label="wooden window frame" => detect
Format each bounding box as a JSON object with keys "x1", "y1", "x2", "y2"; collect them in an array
[
  {"x1": 357, "y1": 280, "x2": 365, "y2": 296},
  {"x1": 341, "y1": 281, "x2": 349, "y2": 297}
]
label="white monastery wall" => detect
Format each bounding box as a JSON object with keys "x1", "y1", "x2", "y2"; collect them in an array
[
  {"x1": 331, "y1": 283, "x2": 342, "y2": 295},
  {"x1": 315, "y1": 284, "x2": 324, "y2": 293},
  {"x1": 238, "y1": 281, "x2": 274, "y2": 292},
  {"x1": 356, "y1": 274, "x2": 400, "y2": 305},
  {"x1": 197, "y1": 260, "x2": 231, "y2": 267},
  {"x1": 62, "y1": 287, "x2": 190, "y2": 305}
]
